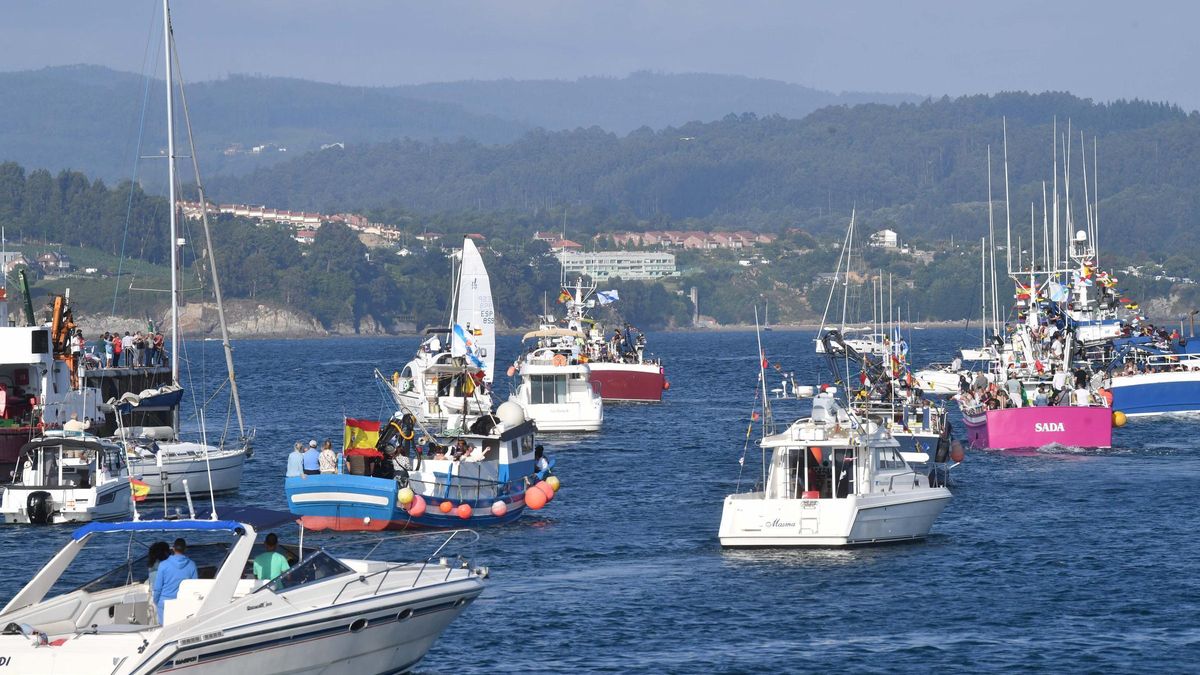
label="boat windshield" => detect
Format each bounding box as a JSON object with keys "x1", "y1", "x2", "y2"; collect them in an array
[
  {"x1": 267, "y1": 550, "x2": 352, "y2": 593},
  {"x1": 50, "y1": 539, "x2": 238, "y2": 597}
]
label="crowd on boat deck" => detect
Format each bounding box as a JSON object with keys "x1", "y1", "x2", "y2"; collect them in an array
[
  {"x1": 587, "y1": 324, "x2": 647, "y2": 364},
  {"x1": 955, "y1": 364, "x2": 1109, "y2": 411},
  {"x1": 285, "y1": 434, "x2": 549, "y2": 480},
  {"x1": 72, "y1": 329, "x2": 167, "y2": 369}
]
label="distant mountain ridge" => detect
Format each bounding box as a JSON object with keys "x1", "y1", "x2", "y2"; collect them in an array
[
  {"x1": 0, "y1": 65, "x2": 917, "y2": 183},
  {"x1": 392, "y1": 71, "x2": 922, "y2": 134}
]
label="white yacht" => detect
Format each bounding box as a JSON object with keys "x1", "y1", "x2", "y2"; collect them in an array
[
  {"x1": 719, "y1": 392, "x2": 953, "y2": 547},
  {"x1": 508, "y1": 329, "x2": 603, "y2": 432},
  {"x1": 0, "y1": 511, "x2": 484, "y2": 673},
  {"x1": 0, "y1": 434, "x2": 131, "y2": 524},
  {"x1": 391, "y1": 237, "x2": 496, "y2": 425}
]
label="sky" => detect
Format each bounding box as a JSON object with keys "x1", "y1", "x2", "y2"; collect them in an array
[{"x1": 3, "y1": 0, "x2": 1198, "y2": 110}]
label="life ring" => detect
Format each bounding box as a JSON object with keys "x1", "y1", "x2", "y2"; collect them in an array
[{"x1": 552, "y1": 354, "x2": 567, "y2": 367}]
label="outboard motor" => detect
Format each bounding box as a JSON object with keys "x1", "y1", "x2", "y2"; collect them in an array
[{"x1": 26, "y1": 491, "x2": 53, "y2": 525}]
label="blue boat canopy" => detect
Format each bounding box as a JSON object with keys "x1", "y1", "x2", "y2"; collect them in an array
[{"x1": 72, "y1": 519, "x2": 246, "y2": 541}]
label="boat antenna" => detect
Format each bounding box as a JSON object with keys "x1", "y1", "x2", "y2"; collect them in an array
[{"x1": 170, "y1": 21, "x2": 245, "y2": 442}]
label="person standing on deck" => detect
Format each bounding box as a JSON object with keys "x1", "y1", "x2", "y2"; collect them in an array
[{"x1": 120, "y1": 332, "x2": 134, "y2": 368}]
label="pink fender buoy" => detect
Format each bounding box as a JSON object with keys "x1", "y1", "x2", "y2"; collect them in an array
[
  {"x1": 525, "y1": 486, "x2": 547, "y2": 510},
  {"x1": 507, "y1": 365, "x2": 516, "y2": 377},
  {"x1": 491, "y1": 500, "x2": 508, "y2": 517},
  {"x1": 456, "y1": 503, "x2": 473, "y2": 519},
  {"x1": 535, "y1": 481, "x2": 555, "y2": 502},
  {"x1": 407, "y1": 494, "x2": 427, "y2": 518}
]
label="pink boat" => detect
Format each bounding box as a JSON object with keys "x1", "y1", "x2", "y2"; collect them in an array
[{"x1": 962, "y1": 405, "x2": 1113, "y2": 450}]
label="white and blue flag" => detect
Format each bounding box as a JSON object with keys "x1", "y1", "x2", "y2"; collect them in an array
[{"x1": 596, "y1": 289, "x2": 620, "y2": 305}]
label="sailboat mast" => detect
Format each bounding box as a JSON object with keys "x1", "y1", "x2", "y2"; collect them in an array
[
  {"x1": 170, "y1": 33, "x2": 245, "y2": 438},
  {"x1": 163, "y1": 0, "x2": 179, "y2": 387}
]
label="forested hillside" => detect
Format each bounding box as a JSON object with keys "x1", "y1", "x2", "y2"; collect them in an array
[{"x1": 212, "y1": 92, "x2": 1199, "y2": 258}]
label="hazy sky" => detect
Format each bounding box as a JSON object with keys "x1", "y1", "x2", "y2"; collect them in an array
[{"x1": 3, "y1": 0, "x2": 1198, "y2": 110}]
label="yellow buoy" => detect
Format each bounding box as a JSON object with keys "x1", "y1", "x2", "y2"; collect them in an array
[
  {"x1": 546, "y1": 475, "x2": 561, "y2": 492},
  {"x1": 1113, "y1": 410, "x2": 1127, "y2": 428},
  {"x1": 398, "y1": 487, "x2": 415, "y2": 506}
]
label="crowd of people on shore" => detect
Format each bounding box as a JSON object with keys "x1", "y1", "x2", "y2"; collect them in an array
[{"x1": 71, "y1": 329, "x2": 167, "y2": 369}]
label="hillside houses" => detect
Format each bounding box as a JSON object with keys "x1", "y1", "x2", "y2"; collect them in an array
[
  {"x1": 179, "y1": 200, "x2": 402, "y2": 244},
  {"x1": 602, "y1": 230, "x2": 777, "y2": 250}
]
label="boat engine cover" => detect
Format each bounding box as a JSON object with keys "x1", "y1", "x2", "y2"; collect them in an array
[{"x1": 26, "y1": 491, "x2": 53, "y2": 525}]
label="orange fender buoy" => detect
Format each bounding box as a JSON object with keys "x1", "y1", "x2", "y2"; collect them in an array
[
  {"x1": 456, "y1": 503, "x2": 473, "y2": 519},
  {"x1": 525, "y1": 486, "x2": 547, "y2": 510},
  {"x1": 438, "y1": 500, "x2": 454, "y2": 514}
]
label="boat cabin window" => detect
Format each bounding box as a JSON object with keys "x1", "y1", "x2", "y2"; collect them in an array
[
  {"x1": 268, "y1": 550, "x2": 352, "y2": 593},
  {"x1": 529, "y1": 374, "x2": 569, "y2": 404},
  {"x1": 876, "y1": 447, "x2": 906, "y2": 471}
]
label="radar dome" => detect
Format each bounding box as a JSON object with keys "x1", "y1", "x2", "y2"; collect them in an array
[
  {"x1": 1075, "y1": 230, "x2": 1088, "y2": 242},
  {"x1": 497, "y1": 401, "x2": 527, "y2": 426}
]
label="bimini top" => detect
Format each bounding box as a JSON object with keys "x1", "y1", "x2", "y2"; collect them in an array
[
  {"x1": 72, "y1": 519, "x2": 246, "y2": 541},
  {"x1": 522, "y1": 328, "x2": 585, "y2": 340}
]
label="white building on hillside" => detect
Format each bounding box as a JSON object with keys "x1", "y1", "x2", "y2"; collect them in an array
[
  {"x1": 554, "y1": 250, "x2": 678, "y2": 280},
  {"x1": 869, "y1": 229, "x2": 899, "y2": 249}
]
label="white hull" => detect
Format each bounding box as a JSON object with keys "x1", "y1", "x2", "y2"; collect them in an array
[
  {"x1": 913, "y1": 368, "x2": 962, "y2": 396},
  {"x1": 127, "y1": 443, "x2": 247, "y2": 497},
  {"x1": 518, "y1": 402, "x2": 603, "y2": 432},
  {"x1": 0, "y1": 482, "x2": 131, "y2": 524},
  {"x1": 719, "y1": 490, "x2": 951, "y2": 547}
]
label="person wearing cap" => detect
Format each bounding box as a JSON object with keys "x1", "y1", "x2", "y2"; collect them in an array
[{"x1": 302, "y1": 440, "x2": 321, "y2": 476}]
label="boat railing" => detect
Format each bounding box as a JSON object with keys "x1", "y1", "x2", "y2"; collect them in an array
[{"x1": 328, "y1": 528, "x2": 480, "y2": 605}]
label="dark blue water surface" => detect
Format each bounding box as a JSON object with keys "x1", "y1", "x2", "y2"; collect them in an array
[{"x1": 1, "y1": 328, "x2": 1198, "y2": 673}]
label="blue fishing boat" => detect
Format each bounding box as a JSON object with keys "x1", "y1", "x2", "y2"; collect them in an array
[{"x1": 286, "y1": 402, "x2": 558, "y2": 531}]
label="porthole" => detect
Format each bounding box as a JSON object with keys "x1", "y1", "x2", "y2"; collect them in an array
[
  {"x1": 396, "y1": 608, "x2": 414, "y2": 622},
  {"x1": 349, "y1": 618, "x2": 367, "y2": 633}
]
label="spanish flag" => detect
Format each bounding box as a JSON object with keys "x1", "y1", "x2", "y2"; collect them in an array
[
  {"x1": 130, "y1": 478, "x2": 150, "y2": 502},
  {"x1": 343, "y1": 418, "x2": 381, "y2": 451},
  {"x1": 557, "y1": 289, "x2": 572, "y2": 303}
]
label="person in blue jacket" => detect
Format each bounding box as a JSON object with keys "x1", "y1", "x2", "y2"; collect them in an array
[
  {"x1": 286, "y1": 442, "x2": 305, "y2": 478},
  {"x1": 153, "y1": 538, "x2": 198, "y2": 622}
]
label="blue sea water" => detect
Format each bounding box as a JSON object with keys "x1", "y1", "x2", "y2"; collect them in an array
[{"x1": 1, "y1": 328, "x2": 1198, "y2": 673}]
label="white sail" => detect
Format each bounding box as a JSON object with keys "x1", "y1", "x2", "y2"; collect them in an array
[{"x1": 451, "y1": 238, "x2": 496, "y2": 382}]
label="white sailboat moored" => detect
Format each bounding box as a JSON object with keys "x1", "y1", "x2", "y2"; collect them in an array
[{"x1": 388, "y1": 237, "x2": 496, "y2": 427}]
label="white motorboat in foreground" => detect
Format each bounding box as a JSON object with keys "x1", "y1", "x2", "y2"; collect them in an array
[
  {"x1": 719, "y1": 392, "x2": 953, "y2": 547},
  {"x1": 0, "y1": 434, "x2": 131, "y2": 524},
  {"x1": 0, "y1": 511, "x2": 484, "y2": 673}
]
